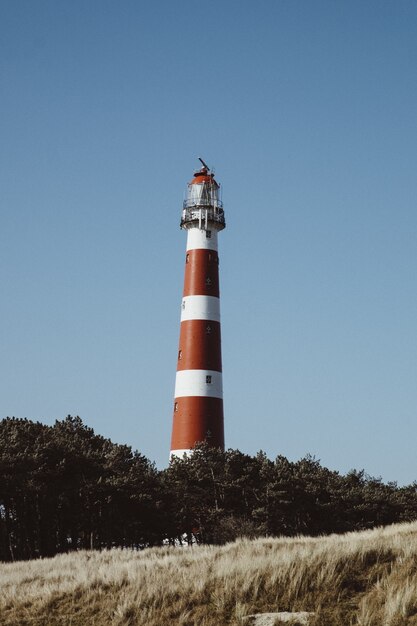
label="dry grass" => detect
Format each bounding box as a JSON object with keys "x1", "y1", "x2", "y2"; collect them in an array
[{"x1": 1, "y1": 522, "x2": 417, "y2": 625}]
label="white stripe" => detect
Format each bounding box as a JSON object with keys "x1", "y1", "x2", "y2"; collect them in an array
[
  {"x1": 175, "y1": 370, "x2": 223, "y2": 398},
  {"x1": 170, "y1": 449, "x2": 192, "y2": 459},
  {"x1": 186, "y1": 228, "x2": 219, "y2": 251},
  {"x1": 181, "y1": 295, "x2": 220, "y2": 322}
]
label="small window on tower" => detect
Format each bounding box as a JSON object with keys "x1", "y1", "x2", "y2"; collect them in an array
[
  {"x1": 178, "y1": 350, "x2": 182, "y2": 360},
  {"x1": 206, "y1": 230, "x2": 212, "y2": 239},
  {"x1": 206, "y1": 325, "x2": 212, "y2": 334},
  {"x1": 174, "y1": 402, "x2": 178, "y2": 412},
  {"x1": 208, "y1": 252, "x2": 212, "y2": 262},
  {"x1": 182, "y1": 300, "x2": 186, "y2": 310},
  {"x1": 205, "y1": 277, "x2": 212, "y2": 286},
  {"x1": 206, "y1": 375, "x2": 212, "y2": 384},
  {"x1": 186, "y1": 253, "x2": 189, "y2": 263}
]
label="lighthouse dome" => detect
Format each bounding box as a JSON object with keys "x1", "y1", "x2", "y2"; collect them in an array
[{"x1": 190, "y1": 167, "x2": 220, "y2": 188}]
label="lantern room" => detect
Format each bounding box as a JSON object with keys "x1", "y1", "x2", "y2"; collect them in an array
[{"x1": 181, "y1": 161, "x2": 225, "y2": 231}]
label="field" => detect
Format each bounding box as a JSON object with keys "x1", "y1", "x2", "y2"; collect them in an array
[{"x1": 1, "y1": 522, "x2": 417, "y2": 625}]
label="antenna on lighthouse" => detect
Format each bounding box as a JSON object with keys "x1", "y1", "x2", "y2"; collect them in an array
[{"x1": 198, "y1": 156, "x2": 210, "y2": 171}]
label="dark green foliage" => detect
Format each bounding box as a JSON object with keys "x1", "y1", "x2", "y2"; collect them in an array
[
  {"x1": 0, "y1": 416, "x2": 416, "y2": 561},
  {"x1": 0, "y1": 416, "x2": 159, "y2": 561}
]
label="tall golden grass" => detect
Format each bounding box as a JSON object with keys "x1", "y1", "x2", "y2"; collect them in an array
[{"x1": 1, "y1": 521, "x2": 417, "y2": 625}]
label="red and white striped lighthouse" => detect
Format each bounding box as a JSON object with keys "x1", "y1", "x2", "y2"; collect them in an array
[{"x1": 170, "y1": 158, "x2": 226, "y2": 458}]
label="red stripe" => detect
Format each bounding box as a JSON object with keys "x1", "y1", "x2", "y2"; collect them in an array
[
  {"x1": 183, "y1": 249, "x2": 219, "y2": 297},
  {"x1": 177, "y1": 320, "x2": 222, "y2": 372},
  {"x1": 171, "y1": 397, "x2": 224, "y2": 451}
]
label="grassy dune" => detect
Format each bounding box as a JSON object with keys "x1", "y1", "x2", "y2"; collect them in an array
[{"x1": 1, "y1": 522, "x2": 417, "y2": 625}]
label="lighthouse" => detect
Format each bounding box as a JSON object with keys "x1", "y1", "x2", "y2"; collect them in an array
[{"x1": 170, "y1": 158, "x2": 226, "y2": 458}]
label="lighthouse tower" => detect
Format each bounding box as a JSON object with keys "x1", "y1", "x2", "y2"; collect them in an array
[{"x1": 170, "y1": 158, "x2": 226, "y2": 458}]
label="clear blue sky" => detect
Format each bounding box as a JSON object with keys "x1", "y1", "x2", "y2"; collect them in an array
[{"x1": 1, "y1": 0, "x2": 416, "y2": 484}]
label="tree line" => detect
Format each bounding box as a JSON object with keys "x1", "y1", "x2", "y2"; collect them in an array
[{"x1": 0, "y1": 415, "x2": 416, "y2": 561}]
